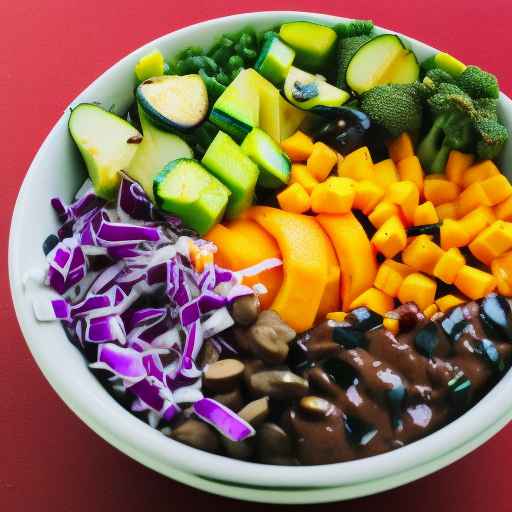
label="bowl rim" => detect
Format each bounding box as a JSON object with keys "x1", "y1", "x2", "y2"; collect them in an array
[{"x1": 9, "y1": 9, "x2": 512, "y2": 492}]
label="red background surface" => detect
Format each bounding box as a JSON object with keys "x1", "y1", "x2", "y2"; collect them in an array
[{"x1": 2, "y1": 0, "x2": 512, "y2": 510}]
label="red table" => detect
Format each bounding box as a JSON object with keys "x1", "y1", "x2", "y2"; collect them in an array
[{"x1": 2, "y1": 1, "x2": 512, "y2": 509}]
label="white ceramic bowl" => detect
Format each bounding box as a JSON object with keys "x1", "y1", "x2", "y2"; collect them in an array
[{"x1": 9, "y1": 11, "x2": 512, "y2": 505}]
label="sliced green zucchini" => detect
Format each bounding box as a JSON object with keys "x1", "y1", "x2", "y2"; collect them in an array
[
  {"x1": 346, "y1": 34, "x2": 420, "y2": 94},
  {"x1": 255, "y1": 34, "x2": 295, "y2": 86},
  {"x1": 279, "y1": 21, "x2": 337, "y2": 72},
  {"x1": 284, "y1": 66, "x2": 350, "y2": 110},
  {"x1": 153, "y1": 159, "x2": 230, "y2": 235},
  {"x1": 201, "y1": 131, "x2": 259, "y2": 218},
  {"x1": 125, "y1": 105, "x2": 193, "y2": 201},
  {"x1": 69, "y1": 103, "x2": 142, "y2": 200},
  {"x1": 209, "y1": 69, "x2": 260, "y2": 142},
  {"x1": 241, "y1": 128, "x2": 291, "y2": 188},
  {"x1": 136, "y1": 74, "x2": 208, "y2": 133},
  {"x1": 134, "y1": 49, "x2": 166, "y2": 82}
]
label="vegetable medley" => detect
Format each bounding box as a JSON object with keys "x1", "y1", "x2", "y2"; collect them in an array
[{"x1": 31, "y1": 18, "x2": 512, "y2": 465}]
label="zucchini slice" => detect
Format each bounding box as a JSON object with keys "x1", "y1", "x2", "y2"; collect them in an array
[
  {"x1": 255, "y1": 34, "x2": 295, "y2": 86},
  {"x1": 136, "y1": 74, "x2": 208, "y2": 133}
]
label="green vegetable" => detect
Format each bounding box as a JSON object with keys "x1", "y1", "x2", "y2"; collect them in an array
[
  {"x1": 126, "y1": 106, "x2": 193, "y2": 201},
  {"x1": 334, "y1": 19, "x2": 374, "y2": 38},
  {"x1": 241, "y1": 127, "x2": 291, "y2": 188},
  {"x1": 153, "y1": 158, "x2": 230, "y2": 235},
  {"x1": 359, "y1": 82, "x2": 424, "y2": 137},
  {"x1": 201, "y1": 131, "x2": 259, "y2": 219},
  {"x1": 254, "y1": 33, "x2": 295, "y2": 86},
  {"x1": 136, "y1": 74, "x2": 208, "y2": 132},
  {"x1": 69, "y1": 104, "x2": 142, "y2": 200},
  {"x1": 336, "y1": 35, "x2": 372, "y2": 89},
  {"x1": 456, "y1": 65, "x2": 500, "y2": 99},
  {"x1": 198, "y1": 69, "x2": 226, "y2": 101},
  {"x1": 432, "y1": 52, "x2": 467, "y2": 77},
  {"x1": 279, "y1": 21, "x2": 338, "y2": 72},
  {"x1": 284, "y1": 66, "x2": 350, "y2": 110},
  {"x1": 134, "y1": 50, "x2": 165, "y2": 82},
  {"x1": 346, "y1": 34, "x2": 420, "y2": 94}
]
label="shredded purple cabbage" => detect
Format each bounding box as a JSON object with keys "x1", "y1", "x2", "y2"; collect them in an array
[{"x1": 33, "y1": 177, "x2": 282, "y2": 442}]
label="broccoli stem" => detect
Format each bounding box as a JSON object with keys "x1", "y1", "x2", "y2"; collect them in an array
[{"x1": 418, "y1": 116, "x2": 449, "y2": 173}]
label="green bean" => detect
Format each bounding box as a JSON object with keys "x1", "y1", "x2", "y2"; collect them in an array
[
  {"x1": 198, "y1": 69, "x2": 226, "y2": 100},
  {"x1": 238, "y1": 32, "x2": 254, "y2": 48},
  {"x1": 230, "y1": 67, "x2": 243, "y2": 81},
  {"x1": 215, "y1": 71, "x2": 230, "y2": 85},
  {"x1": 178, "y1": 55, "x2": 218, "y2": 75},
  {"x1": 241, "y1": 48, "x2": 257, "y2": 62},
  {"x1": 227, "y1": 55, "x2": 244, "y2": 71},
  {"x1": 182, "y1": 46, "x2": 203, "y2": 59},
  {"x1": 210, "y1": 46, "x2": 234, "y2": 66}
]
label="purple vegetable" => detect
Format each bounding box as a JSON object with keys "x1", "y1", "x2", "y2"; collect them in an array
[{"x1": 90, "y1": 343, "x2": 147, "y2": 382}]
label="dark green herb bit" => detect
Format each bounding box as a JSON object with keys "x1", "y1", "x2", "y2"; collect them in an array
[{"x1": 414, "y1": 321, "x2": 439, "y2": 358}]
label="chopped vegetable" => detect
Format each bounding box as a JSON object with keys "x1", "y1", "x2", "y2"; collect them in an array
[
  {"x1": 469, "y1": 220, "x2": 512, "y2": 265},
  {"x1": 445, "y1": 150, "x2": 475, "y2": 186},
  {"x1": 436, "y1": 201, "x2": 458, "y2": 220},
  {"x1": 281, "y1": 131, "x2": 314, "y2": 162},
  {"x1": 398, "y1": 272, "x2": 437, "y2": 311},
  {"x1": 338, "y1": 146, "x2": 374, "y2": 181},
  {"x1": 353, "y1": 180, "x2": 385, "y2": 215},
  {"x1": 440, "y1": 219, "x2": 470, "y2": 250},
  {"x1": 424, "y1": 177, "x2": 460, "y2": 206},
  {"x1": 385, "y1": 180, "x2": 419, "y2": 225},
  {"x1": 255, "y1": 33, "x2": 295, "y2": 86},
  {"x1": 334, "y1": 19, "x2": 374, "y2": 39},
  {"x1": 495, "y1": 196, "x2": 512, "y2": 221},
  {"x1": 368, "y1": 201, "x2": 400, "y2": 228},
  {"x1": 433, "y1": 248, "x2": 466, "y2": 284},
  {"x1": 397, "y1": 156, "x2": 424, "y2": 192},
  {"x1": 436, "y1": 294, "x2": 466, "y2": 312},
  {"x1": 311, "y1": 177, "x2": 357, "y2": 214},
  {"x1": 491, "y1": 251, "x2": 512, "y2": 295},
  {"x1": 388, "y1": 133, "x2": 415, "y2": 163},
  {"x1": 371, "y1": 215, "x2": 407, "y2": 258},
  {"x1": 135, "y1": 49, "x2": 165, "y2": 82},
  {"x1": 480, "y1": 174, "x2": 512, "y2": 205},
  {"x1": 414, "y1": 202, "x2": 439, "y2": 226},
  {"x1": 374, "y1": 259, "x2": 413, "y2": 297},
  {"x1": 458, "y1": 206, "x2": 496, "y2": 241},
  {"x1": 307, "y1": 142, "x2": 338, "y2": 181},
  {"x1": 349, "y1": 287, "x2": 394, "y2": 315},
  {"x1": 461, "y1": 160, "x2": 500, "y2": 188},
  {"x1": 277, "y1": 183, "x2": 311, "y2": 213},
  {"x1": 402, "y1": 234, "x2": 444, "y2": 274},
  {"x1": 373, "y1": 159, "x2": 400, "y2": 191},
  {"x1": 289, "y1": 163, "x2": 319, "y2": 193},
  {"x1": 454, "y1": 265, "x2": 497, "y2": 299}
]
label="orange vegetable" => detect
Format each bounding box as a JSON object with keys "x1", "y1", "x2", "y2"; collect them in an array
[
  {"x1": 188, "y1": 241, "x2": 214, "y2": 273},
  {"x1": 277, "y1": 183, "x2": 311, "y2": 213},
  {"x1": 436, "y1": 202, "x2": 458, "y2": 220},
  {"x1": 316, "y1": 227, "x2": 341, "y2": 321},
  {"x1": 454, "y1": 265, "x2": 496, "y2": 300},
  {"x1": 214, "y1": 219, "x2": 284, "y2": 310},
  {"x1": 247, "y1": 206, "x2": 328, "y2": 331},
  {"x1": 368, "y1": 201, "x2": 401, "y2": 229},
  {"x1": 480, "y1": 174, "x2": 512, "y2": 206},
  {"x1": 468, "y1": 220, "x2": 512, "y2": 265},
  {"x1": 385, "y1": 180, "x2": 419, "y2": 225},
  {"x1": 462, "y1": 160, "x2": 500, "y2": 188},
  {"x1": 398, "y1": 273, "x2": 437, "y2": 311},
  {"x1": 383, "y1": 316, "x2": 400, "y2": 334},
  {"x1": 495, "y1": 196, "x2": 512, "y2": 221},
  {"x1": 414, "y1": 201, "x2": 439, "y2": 226},
  {"x1": 326, "y1": 311, "x2": 347, "y2": 322},
  {"x1": 458, "y1": 206, "x2": 496, "y2": 242},
  {"x1": 307, "y1": 142, "x2": 338, "y2": 181},
  {"x1": 371, "y1": 215, "x2": 407, "y2": 258},
  {"x1": 337, "y1": 146, "x2": 374, "y2": 181},
  {"x1": 388, "y1": 133, "x2": 414, "y2": 163},
  {"x1": 440, "y1": 219, "x2": 470, "y2": 250},
  {"x1": 289, "y1": 163, "x2": 319, "y2": 194},
  {"x1": 374, "y1": 259, "x2": 413, "y2": 297},
  {"x1": 423, "y1": 304, "x2": 439, "y2": 319},
  {"x1": 423, "y1": 176, "x2": 460, "y2": 206},
  {"x1": 433, "y1": 248, "x2": 466, "y2": 284},
  {"x1": 350, "y1": 287, "x2": 394, "y2": 315},
  {"x1": 281, "y1": 131, "x2": 314, "y2": 162},
  {"x1": 435, "y1": 294, "x2": 466, "y2": 312},
  {"x1": 373, "y1": 159, "x2": 400, "y2": 191},
  {"x1": 457, "y1": 182, "x2": 491, "y2": 217},
  {"x1": 491, "y1": 251, "x2": 512, "y2": 296},
  {"x1": 402, "y1": 234, "x2": 444, "y2": 274},
  {"x1": 311, "y1": 177, "x2": 356, "y2": 214},
  {"x1": 317, "y1": 212, "x2": 377, "y2": 311},
  {"x1": 397, "y1": 156, "x2": 424, "y2": 193},
  {"x1": 353, "y1": 180, "x2": 385, "y2": 215},
  {"x1": 445, "y1": 150, "x2": 474, "y2": 186}
]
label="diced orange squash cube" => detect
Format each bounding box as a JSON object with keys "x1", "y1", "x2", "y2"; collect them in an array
[
  {"x1": 397, "y1": 156, "x2": 424, "y2": 193},
  {"x1": 350, "y1": 287, "x2": 394, "y2": 315},
  {"x1": 458, "y1": 206, "x2": 496, "y2": 242},
  {"x1": 402, "y1": 235, "x2": 444, "y2": 274},
  {"x1": 436, "y1": 202, "x2": 458, "y2": 220},
  {"x1": 457, "y1": 182, "x2": 491, "y2": 217},
  {"x1": 277, "y1": 183, "x2": 311, "y2": 213},
  {"x1": 398, "y1": 273, "x2": 437, "y2": 311},
  {"x1": 385, "y1": 180, "x2": 419, "y2": 225},
  {"x1": 435, "y1": 294, "x2": 466, "y2": 312},
  {"x1": 289, "y1": 163, "x2": 319, "y2": 194},
  {"x1": 423, "y1": 304, "x2": 439, "y2": 319},
  {"x1": 383, "y1": 316, "x2": 399, "y2": 334},
  {"x1": 491, "y1": 251, "x2": 512, "y2": 296},
  {"x1": 446, "y1": 151, "x2": 475, "y2": 186},
  {"x1": 311, "y1": 177, "x2": 356, "y2": 214},
  {"x1": 454, "y1": 265, "x2": 497, "y2": 300},
  {"x1": 281, "y1": 131, "x2": 314, "y2": 162},
  {"x1": 433, "y1": 248, "x2": 466, "y2": 284},
  {"x1": 480, "y1": 174, "x2": 512, "y2": 206},
  {"x1": 337, "y1": 146, "x2": 373, "y2": 181},
  {"x1": 373, "y1": 159, "x2": 400, "y2": 191},
  {"x1": 495, "y1": 196, "x2": 512, "y2": 221},
  {"x1": 374, "y1": 259, "x2": 414, "y2": 297},
  {"x1": 423, "y1": 177, "x2": 460, "y2": 206},
  {"x1": 353, "y1": 180, "x2": 385, "y2": 215},
  {"x1": 440, "y1": 219, "x2": 470, "y2": 250},
  {"x1": 414, "y1": 201, "x2": 439, "y2": 226},
  {"x1": 462, "y1": 160, "x2": 500, "y2": 188},
  {"x1": 388, "y1": 133, "x2": 415, "y2": 163},
  {"x1": 326, "y1": 311, "x2": 347, "y2": 322},
  {"x1": 468, "y1": 220, "x2": 512, "y2": 265},
  {"x1": 368, "y1": 201, "x2": 401, "y2": 229},
  {"x1": 371, "y1": 216, "x2": 407, "y2": 258},
  {"x1": 307, "y1": 142, "x2": 338, "y2": 181}
]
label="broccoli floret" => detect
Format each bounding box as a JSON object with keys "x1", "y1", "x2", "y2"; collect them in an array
[
  {"x1": 456, "y1": 65, "x2": 500, "y2": 99},
  {"x1": 422, "y1": 68, "x2": 455, "y2": 94},
  {"x1": 335, "y1": 20, "x2": 374, "y2": 38},
  {"x1": 359, "y1": 83, "x2": 424, "y2": 137},
  {"x1": 475, "y1": 119, "x2": 509, "y2": 160},
  {"x1": 336, "y1": 35, "x2": 372, "y2": 89}
]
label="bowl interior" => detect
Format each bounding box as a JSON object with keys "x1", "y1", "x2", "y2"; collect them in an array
[{"x1": 9, "y1": 10, "x2": 512, "y2": 497}]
